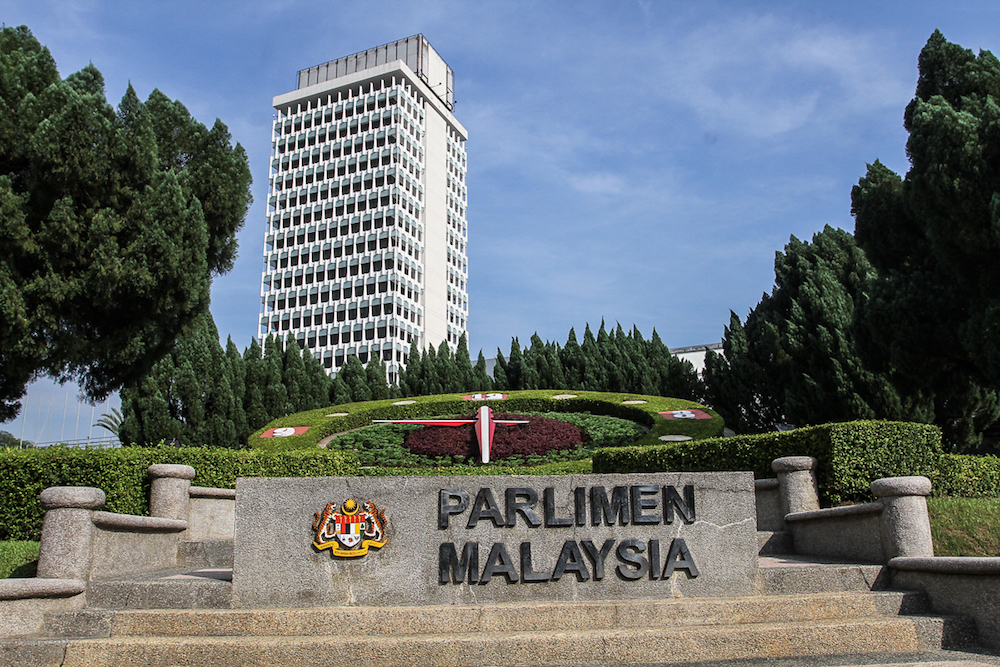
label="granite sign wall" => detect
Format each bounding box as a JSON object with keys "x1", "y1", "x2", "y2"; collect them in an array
[{"x1": 232, "y1": 472, "x2": 757, "y2": 608}]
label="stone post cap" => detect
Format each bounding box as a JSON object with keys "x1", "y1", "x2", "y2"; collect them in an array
[
  {"x1": 148, "y1": 464, "x2": 196, "y2": 480},
  {"x1": 39, "y1": 486, "x2": 106, "y2": 510},
  {"x1": 772, "y1": 456, "x2": 818, "y2": 473},
  {"x1": 871, "y1": 476, "x2": 932, "y2": 498}
]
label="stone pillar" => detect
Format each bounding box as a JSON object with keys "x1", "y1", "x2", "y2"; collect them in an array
[
  {"x1": 36, "y1": 487, "x2": 105, "y2": 580},
  {"x1": 772, "y1": 456, "x2": 820, "y2": 516},
  {"x1": 872, "y1": 476, "x2": 934, "y2": 559},
  {"x1": 148, "y1": 464, "x2": 196, "y2": 522}
]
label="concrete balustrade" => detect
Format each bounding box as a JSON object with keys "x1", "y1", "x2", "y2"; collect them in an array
[
  {"x1": 872, "y1": 476, "x2": 934, "y2": 559},
  {"x1": 149, "y1": 463, "x2": 196, "y2": 522},
  {"x1": 772, "y1": 456, "x2": 820, "y2": 516},
  {"x1": 0, "y1": 463, "x2": 237, "y2": 639},
  {"x1": 754, "y1": 459, "x2": 934, "y2": 565},
  {"x1": 36, "y1": 487, "x2": 106, "y2": 581}
]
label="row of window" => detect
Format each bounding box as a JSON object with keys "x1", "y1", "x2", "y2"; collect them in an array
[
  {"x1": 276, "y1": 109, "x2": 414, "y2": 152},
  {"x1": 268, "y1": 217, "x2": 422, "y2": 250},
  {"x1": 277, "y1": 85, "x2": 422, "y2": 136},
  {"x1": 266, "y1": 239, "x2": 422, "y2": 273},
  {"x1": 267, "y1": 206, "x2": 426, "y2": 239},
  {"x1": 266, "y1": 316, "x2": 419, "y2": 348},
  {"x1": 272, "y1": 150, "x2": 422, "y2": 190},
  {"x1": 267, "y1": 304, "x2": 421, "y2": 328},
  {"x1": 273, "y1": 122, "x2": 424, "y2": 174},
  {"x1": 266, "y1": 287, "x2": 420, "y2": 313}
]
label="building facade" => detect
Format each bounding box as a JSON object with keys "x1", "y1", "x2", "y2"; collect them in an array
[{"x1": 259, "y1": 35, "x2": 469, "y2": 384}]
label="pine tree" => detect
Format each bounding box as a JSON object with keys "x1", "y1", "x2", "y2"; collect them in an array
[
  {"x1": 119, "y1": 311, "x2": 243, "y2": 447},
  {"x1": 492, "y1": 349, "x2": 509, "y2": 390},
  {"x1": 559, "y1": 328, "x2": 586, "y2": 389},
  {"x1": 703, "y1": 228, "x2": 918, "y2": 433},
  {"x1": 850, "y1": 31, "x2": 1000, "y2": 449},
  {"x1": 0, "y1": 28, "x2": 252, "y2": 419},
  {"x1": 491, "y1": 349, "x2": 508, "y2": 390},
  {"x1": 506, "y1": 338, "x2": 526, "y2": 390},
  {"x1": 225, "y1": 337, "x2": 250, "y2": 442},
  {"x1": 423, "y1": 345, "x2": 443, "y2": 396},
  {"x1": 301, "y1": 347, "x2": 332, "y2": 409},
  {"x1": 242, "y1": 338, "x2": 270, "y2": 431},
  {"x1": 473, "y1": 351, "x2": 494, "y2": 391},
  {"x1": 580, "y1": 325, "x2": 604, "y2": 391},
  {"x1": 282, "y1": 334, "x2": 308, "y2": 413},
  {"x1": 365, "y1": 354, "x2": 390, "y2": 400},
  {"x1": 454, "y1": 333, "x2": 476, "y2": 391},
  {"x1": 339, "y1": 355, "x2": 372, "y2": 403},
  {"x1": 399, "y1": 340, "x2": 423, "y2": 397},
  {"x1": 261, "y1": 334, "x2": 289, "y2": 419},
  {"x1": 331, "y1": 376, "x2": 352, "y2": 405}
]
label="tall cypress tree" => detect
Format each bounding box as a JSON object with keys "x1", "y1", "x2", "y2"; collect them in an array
[
  {"x1": 119, "y1": 311, "x2": 242, "y2": 447},
  {"x1": 282, "y1": 334, "x2": 308, "y2": 413},
  {"x1": 506, "y1": 338, "x2": 526, "y2": 390},
  {"x1": 339, "y1": 355, "x2": 371, "y2": 403},
  {"x1": 492, "y1": 349, "x2": 509, "y2": 390},
  {"x1": 261, "y1": 334, "x2": 289, "y2": 419},
  {"x1": 454, "y1": 333, "x2": 476, "y2": 391},
  {"x1": 242, "y1": 338, "x2": 270, "y2": 431},
  {"x1": 225, "y1": 337, "x2": 249, "y2": 442},
  {"x1": 365, "y1": 353, "x2": 390, "y2": 401},
  {"x1": 473, "y1": 350, "x2": 494, "y2": 391}
]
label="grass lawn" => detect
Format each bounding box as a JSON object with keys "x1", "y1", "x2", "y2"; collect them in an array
[
  {"x1": 928, "y1": 496, "x2": 1000, "y2": 556},
  {"x1": 0, "y1": 540, "x2": 38, "y2": 578}
]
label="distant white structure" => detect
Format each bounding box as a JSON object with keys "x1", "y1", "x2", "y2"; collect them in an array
[
  {"x1": 670, "y1": 343, "x2": 724, "y2": 376},
  {"x1": 259, "y1": 35, "x2": 469, "y2": 384}
]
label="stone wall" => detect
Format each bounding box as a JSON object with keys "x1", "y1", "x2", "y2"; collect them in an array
[{"x1": 232, "y1": 472, "x2": 758, "y2": 608}]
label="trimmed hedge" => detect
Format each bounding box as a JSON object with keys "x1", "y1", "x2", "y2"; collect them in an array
[
  {"x1": 0, "y1": 447, "x2": 359, "y2": 542},
  {"x1": 933, "y1": 454, "x2": 1000, "y2": 498},
  {"x1": 593, "y1": 420, "x2": 943, "y2": 505},
  {"x1": 250, "y1": 390, "x2": 725, "y2": 451}
]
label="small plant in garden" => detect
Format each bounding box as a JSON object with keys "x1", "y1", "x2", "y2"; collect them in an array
[
  {"x1": 324, "y1": 411, "x2": 643, "y2": 468},
  {"x1": 404, "y1": 414, "x2": 583, "y2": 461}
]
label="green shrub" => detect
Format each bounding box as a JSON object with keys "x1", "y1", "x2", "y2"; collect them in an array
[
  {"x1": 250, "y1": 390, "x2": 723, "y2": 451},
  {"x1": 593, "y1": 420, "x2": 942, "y2": 504},
  {"x1": 932, "y1": 454, "x2": 1000, "y2": 498},
  {"x1": 0, "y1": 447, "x2": 359, "y2": 541}
]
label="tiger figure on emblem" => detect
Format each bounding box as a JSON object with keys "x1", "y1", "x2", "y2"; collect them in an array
[{"x1": 312, "y1": 498, "x2": 389, "y2": 558}]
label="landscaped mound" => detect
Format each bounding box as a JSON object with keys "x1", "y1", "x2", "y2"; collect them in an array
[
  {"x1": 250, "y1": 390, "x2": 724, "y2": 453},
  {"x1": 403, "y1": 414, "x2": 584, "y2": 461}
]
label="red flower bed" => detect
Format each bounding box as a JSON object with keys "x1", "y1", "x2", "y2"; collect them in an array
[{"x1": 402, "y1": 414, "x2": 584, "y2": 460}]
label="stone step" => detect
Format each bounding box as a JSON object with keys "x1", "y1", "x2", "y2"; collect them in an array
[
  {"x1": 48, "y1": 617, "x2": 937, "y2": 667},
  {"x1": 177, "y1": 539, "x2": 233, "y2": 568},
  {"x1": 760, "y1": 556, "x2": 887, "y2": 594},
  {"x1": 84, "y1": 568, "x2": 232, "y2": 610},
  {"x1": 54, "y1": 591, "x2": 925, "y2": 638},
  {"x1": 758, "y1": 529, "x2": 794, "y2": 555}
]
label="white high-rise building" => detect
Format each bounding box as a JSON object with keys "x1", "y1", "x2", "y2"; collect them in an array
[{"x1": 259, "y1": 35, "x2": 469, "y2": 384}]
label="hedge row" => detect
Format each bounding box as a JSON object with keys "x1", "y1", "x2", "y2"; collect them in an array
[
  {"x1": 250, "y1": 390, "x2": 725, "y2": 451},
  {"x1": 0, "y1": 447, "x2": 359, "y2": 542},
  {"x1": 932, "y1": 454, "x2": 1000, "y2": 498},
  {"x1": 592, "y1": 420, "x2": 943, "y2": 504}
]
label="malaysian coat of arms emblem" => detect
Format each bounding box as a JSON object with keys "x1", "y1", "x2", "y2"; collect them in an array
[{"x1": 313, "y1": 498, "x2": 388, "y2": 557}]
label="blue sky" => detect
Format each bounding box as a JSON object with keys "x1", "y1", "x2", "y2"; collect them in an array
[{"x1": 4, "y1": 0, "x2": 1000, "y2": 443}]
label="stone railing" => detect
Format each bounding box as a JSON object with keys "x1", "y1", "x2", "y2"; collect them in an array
[
  {"x1": 755, "y1": 454, "x2": 1000, "y2": 650},
  {"x1": 0, "y1": 464, "x2": 235, "y2": 637},
  {"x1": 754, "y1": 456, "x2": 933, "y2": 563}
]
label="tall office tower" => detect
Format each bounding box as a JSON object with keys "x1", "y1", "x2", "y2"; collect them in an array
[{"x1": 260, "y1": 35, "x2": 469, "y2": 384}]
